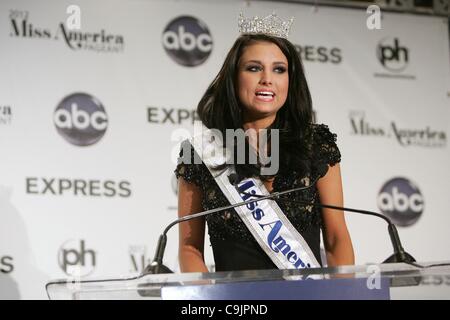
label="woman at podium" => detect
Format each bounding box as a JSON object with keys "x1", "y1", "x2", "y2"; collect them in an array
[{"x1": 175, "y1": 13, "x2": 354, "y2": 273}]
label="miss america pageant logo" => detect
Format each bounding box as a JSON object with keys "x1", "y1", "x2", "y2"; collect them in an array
[
  {"x1": 8, "y1": 10, "x2": 124, "y2": 53},
  {"x1": 349, "y1": 110, "x2": 447, "y2": 148}
]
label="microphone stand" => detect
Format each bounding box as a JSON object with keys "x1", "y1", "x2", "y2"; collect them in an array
[
  {"x1": 143, "y1": 176, "x2": 416, "y2": 274},
  {"x1": 241, "y1": 193, "x2": 416, "y2": 264},
  {"x1": 142, "y1": 184, "x2": 317, "y2": 274},
  {"x1": 228, "y1": 173, "x2": 415, "y2": 264}
]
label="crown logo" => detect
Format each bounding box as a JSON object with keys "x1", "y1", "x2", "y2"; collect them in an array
[{"x1": 238, "y1": 12, "x2": 294, "y2": 39}]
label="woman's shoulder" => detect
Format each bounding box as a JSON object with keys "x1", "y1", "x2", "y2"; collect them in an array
[
  {"x1": 309, "y1": 123, "x2": 341, "y2": 167},
  {"x1": 174, "y1": 139, "x2": 206, "y2": 188},
  {"x1": 310, "y1": 123, "x2": 337, "y2": 139}
]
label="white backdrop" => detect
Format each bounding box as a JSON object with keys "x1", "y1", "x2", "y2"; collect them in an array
[{"x1": 0, "y1": 0, "x2": 449, "y2": 299}]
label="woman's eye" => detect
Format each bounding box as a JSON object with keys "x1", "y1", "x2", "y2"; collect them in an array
[
  {"x1": 246, "y1": 65, "x2": 261, "y2": 72},
  {"x1": 274, "y1": 66, "x2": 287, "y2": 73}
]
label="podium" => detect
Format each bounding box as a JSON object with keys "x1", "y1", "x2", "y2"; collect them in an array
[{"x1": 45, "y1": 261, "x2": 450, "y2": 300}]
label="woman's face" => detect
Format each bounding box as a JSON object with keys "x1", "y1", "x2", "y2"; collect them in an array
[{"x1": 237, "y1": 41, "x2": 289, "y2": 122}]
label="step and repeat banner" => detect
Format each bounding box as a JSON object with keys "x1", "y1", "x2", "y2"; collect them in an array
[{"x1": 0, "y1": 0, "x2": 449, "y2": 298}]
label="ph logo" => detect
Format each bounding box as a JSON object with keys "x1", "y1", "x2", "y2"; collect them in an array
[
  {"x1": 54, "y1": 93, "x2": 108, "y2": 146},
  {"x1": 58, "y1": 239, "x2": 96, "y2": 277},
  {"x1": 377, "y1": 37, "x2": 409, "y2": 72},
  {"x1": 162, "y1": 16, "x2": 213, "y2": 67},
  {"x1": 377, "y1": 177, "x2": 424, "y2": 227}
]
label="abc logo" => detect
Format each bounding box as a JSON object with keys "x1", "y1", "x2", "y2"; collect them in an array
[
  {"x1": 58, "y1": 239, "x2": 96, "y2": 277},
  {"x1": 162, "y1": 16, "x2": 213, "y2": 67},
  {"x1": 376, "y1": 37, "x2": 409, "y2": 72},
  {"x1": 54, "y1": 93, "x2": 108, "y2": 146},
  {"x1": 377, "y1": 177, "x2": 424, "y2": 227}
]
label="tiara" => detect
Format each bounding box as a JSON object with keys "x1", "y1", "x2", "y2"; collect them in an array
[{"x1": 238, "y1": 12, "x2": 294, "y2": 39}]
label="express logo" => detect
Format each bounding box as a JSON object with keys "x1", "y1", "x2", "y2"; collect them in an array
[
  {"x1": 147, "y1": 106, "x2": 199, "y2": 125},
  {"x1": 0, "y1": 256, "x2": 14, "y2": 274},
  {"x1": 58, "y1": 239, "x2": 96, "y2": 277},
  {"x1": 54, "y1": 93, "x2": 108, "y2": 146},
  {"x1": 294, "y1": 45, "x2": 342, "y2": 64},
  {"x1": 377, "y1": 37, "x2": 409, "y2": 72},
  {"x1": 25, "y1": 177, "x2": 132, "y2": 198},
  {"x1": 162, "y1": 16, "x2": 213, "y2": 67},
  {"x1": 377, "y1": 177, "x2": 424, "y2": 227}
]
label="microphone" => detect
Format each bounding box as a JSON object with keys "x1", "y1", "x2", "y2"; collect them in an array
[
  {"x1": 142, "y1": 174, "x2": 320, "y2": 275},
  {"x1": 228, "y1": 176, "x2": 416, "y2": 264},
  {"x1": 143, "y1": 171, "x2": 416, "y2": 275},
  {"x1": 142, "y1": 234, "x2": 173, "y2": 274}
]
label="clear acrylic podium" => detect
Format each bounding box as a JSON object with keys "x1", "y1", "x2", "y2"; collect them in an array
[{"x1": 46, "y1": 261, "x2": 450, "y2": 300}]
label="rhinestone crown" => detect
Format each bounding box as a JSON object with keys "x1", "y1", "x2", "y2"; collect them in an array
[{"x1": 238, "y1": 12, "x2": 294, "y2": 39}]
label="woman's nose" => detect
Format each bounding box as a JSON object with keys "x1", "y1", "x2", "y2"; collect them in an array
[{"x1": 259, "y1": 70, "x2": 272, "y2": 85}]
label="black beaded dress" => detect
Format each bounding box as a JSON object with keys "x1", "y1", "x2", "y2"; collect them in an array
[{"x1": 175, "y1": 123, "x2": 341, "y2": 272}]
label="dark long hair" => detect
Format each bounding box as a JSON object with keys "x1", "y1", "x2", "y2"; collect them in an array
[{"x1": 197, "y1": 33, "x2": 314, "y2": 179}]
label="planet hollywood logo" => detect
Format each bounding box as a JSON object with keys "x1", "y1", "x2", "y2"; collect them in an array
[
  {"x1": 374, "y1": 37, "x2": 415, "y2": 79},
  {"x1": 58, "y1": 239, "x2": 96, "y2": 277},
  {"x1": 162, "y1": 16, "x2": 213, "y2": 67},
  {"x1": 377, "y1": 37, "x2": 408, "y2": 72},
  {"x1": 54, "y1": 93, "x2": 108, "y2": 146},
  {"x1": 349, "y1": 111, "x2": 447, "y2": 148},
  {"x1": 9, "y1": 10, "x2": 124, "y2": 53},
  {"x1": 377, "y1": 177, "x2": 424, "y2": 227},
  {"x1": 0, "y1": 105, "x2": 12, "y2": 125}
]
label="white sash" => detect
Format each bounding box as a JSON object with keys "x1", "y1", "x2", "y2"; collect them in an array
[{"x1": 190, "y1": 125, "x2": 320, "y2": 270}]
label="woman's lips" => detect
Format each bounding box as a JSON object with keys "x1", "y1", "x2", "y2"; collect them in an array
[{"x1": 255, "y1": 90, "x2": 275, "y2": 102}]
